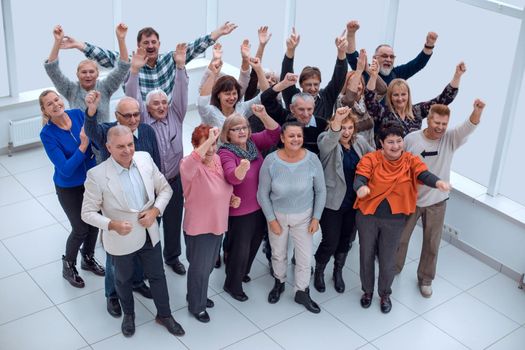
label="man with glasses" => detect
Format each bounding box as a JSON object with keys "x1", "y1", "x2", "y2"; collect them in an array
[
  {"x1": 345, "y1": 20, "x2": 438, "y2": 86},
  {"x1": 84, "y1": 93, "x2": 160, "y2": 318}
]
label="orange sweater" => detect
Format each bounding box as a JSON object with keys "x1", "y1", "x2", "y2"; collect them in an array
[{"x1": 353, "y1": 151, "x2": 428, "y2": 215}]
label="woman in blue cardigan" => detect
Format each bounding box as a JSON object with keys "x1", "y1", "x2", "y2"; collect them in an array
[{"x1": 39, "y1": 90, "x2": 104, "y2": 288}]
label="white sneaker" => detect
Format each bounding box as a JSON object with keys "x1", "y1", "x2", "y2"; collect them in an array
[{"x1": 419, "y1": 284, "x2": 432, "y2": 298}]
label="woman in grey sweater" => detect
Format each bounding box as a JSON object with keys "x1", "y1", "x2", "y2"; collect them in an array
[
  {"x1": 44, "y1": 24, "x2": 130, "y2": 123},
  {"x1": 257, "y1": 121, "x2": 326, "y2": 314},
  {"x1": 314, "y1": 106, "x2": 374, "y2": 294}
]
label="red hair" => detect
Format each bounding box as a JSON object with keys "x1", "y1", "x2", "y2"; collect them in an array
[{"x1": 191, "y1": 124, "x2": 213, "y2": 147}]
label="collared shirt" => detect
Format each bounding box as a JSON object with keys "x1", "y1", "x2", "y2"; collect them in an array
[
  {"x1": 306, "y1": 116, "x2": 317, "y2": 128},
  {"x1": 111, "y1": 157, "x2": 147, "y2": 211},
  {"x1": 83, "y1": 35, "x2": 215, "y2": 101}
]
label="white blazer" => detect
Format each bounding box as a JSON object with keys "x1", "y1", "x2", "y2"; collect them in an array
[{"x1": 81, "y1": 151, "x2": 173, "y2": 256}]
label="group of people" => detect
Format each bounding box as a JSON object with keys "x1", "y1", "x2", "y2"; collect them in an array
[{"x1": 39, "y1": 19, "x2": 485, "y2": 338}]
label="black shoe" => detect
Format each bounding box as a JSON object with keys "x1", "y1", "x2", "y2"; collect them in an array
[
  {"x1": 333, "y1": 252, "x2": 347, "y2": 293},
  {"x1": 214, "y1": 255, "x2": 221, "y2": 269},
  {"x1": 242, "y1": 275, "x2": 251, "y2": 283},
  {"x1": 62, "y1": 256, "x2": 85, "y2": 288},
  {"x1": 107, "y1": 297, "x2": 122, "y2": 318},
  {"x1": 186, "y1": 294, "x2": 214, "y2": 308},
  {"x1": 294, "y1": 288, "x2": 321, "y2": 313},
  {"x1": 223, "y1": 286, "x2": 248, "y2": 302},
  {"x1": 80, "y1": 253, "x2": 105, "y2": 276},
  {"x1": 133, "y1": 283, "x2": 153, "y2": 299},
  {"x1": 169, "y1": 258, "x2": 186, "y2": 275},
  {"x1": 313, "y1": 262, "x2": 327, "y2": 293},
  {"x1": 193, "y1": 310, "x2": 210, "y2": 323},
  {"x1": 360, "y1": 293, "x2": 373, "y2": 309},
  {"x1": 268, "y1": 278, "x2": 285, "y2": 304},
  {"x1": 155, "y1": 315, "x2": 185, "y2": 336},
  {"x1": 121, "y1": 313, "x2": 135, "y2": 337},
  {"x1": 380, "y1": 295, "x2": 392, "y2": 314}
]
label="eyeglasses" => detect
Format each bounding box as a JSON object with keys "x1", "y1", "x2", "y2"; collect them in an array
[
  {"x1": 378, "y1": 54, "x2": 396, "y2": 60},
  {"x1": 116, "y1": 111, "x2": 141, "y2": 120},
  {"x1": 229, "y1": 126, "x2": 249, "y2": 133}
]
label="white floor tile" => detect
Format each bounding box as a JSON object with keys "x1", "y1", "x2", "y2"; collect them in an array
[
  {"x1": 485, "y1": 326, "x2": 525, "y2": 350},
  {"x1": 0, "y1": 199, "x2": 57, "y2": 240},
  {"x1": 0, "y1": 176, "x2": 32, "y2": 207},
  {"x1": 29, "y1": 259, "x2": 105, "y2": 304},
  {"x1": 223, "y1": 332, "x2": 282, "y2": 350},
  {"x1": 173, "y1": 296, "x2": 259, "y2": 350},
  {"x1": 265, "y1": 308, "x2": 366, "y2": 350},
  {"x1": 357, "y1": 344, "x2": 379, "y2": 350},
  {"x1": 0, "y1": 307, "x2": 87, "y2": 350},
  {"x1": 58, "y1": 289, "x2": 154, "y2": 344},
  {"x1": 91, "y1": 319, "x2": 187, "y2": 350},
  {"x1": 323, "y1": 287, "x2": 418, "y2": 341},
  {"x1": 36, "y1": 193, "x2": 68, "y2": 222},
  {"x1": 3, "y1": 224, "x2": 68, "y2": 269},
  {"x1": 424, "y1": 293, "x2": 520, "y2": 350},
  {"x1": 468, "y1": 273, "x2": 525, "y2": 325},
  {"x1": 0, "y1": 147, "x2": 50, "y2": 174},
  {"x1": 220, "y1": 274, "x2": 305, "y2": 329},
  {"x1": 392, "y1": 261, "x2": 462, "y2": 314},
  {"x1": 14, "y1": 165, "x2": 55, "y2": 197},
  {"x1": 0, "y1": 163, "x2": 10, "y2": 177},
  {"x1": 435, "y1": 245, "x2": 498, "y2": 290},
  {"x1": 0, "y1": 272, "x2": 53, "y2": 324},
  {"x1": 0, "y1": 243, "x2": 23, "y2": 279},
  {"x1": 372, "y1": 317, "x2": 468, "y2": 350}
]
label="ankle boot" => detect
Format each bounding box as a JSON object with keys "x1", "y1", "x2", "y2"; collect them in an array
[
  {"x1": 268, "y1": 278, "x2": 285, "y2": 304},
  {"x1": 333, "y1": 252, "x2": 348, "y2": 293},
  {"x1": 81, "y1": 253, "x2": 105, "y2": 276},
  {"x1": 62, "y1": 255, "x2": 85, "y2": 288},
  {"x1": 294, "y1": 287, "x2": 320, "y2": 313},
  {"x1": 313, "y1": 262, "x2": 327, "y2": 293}
]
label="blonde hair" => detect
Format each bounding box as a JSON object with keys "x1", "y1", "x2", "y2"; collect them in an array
[
  {"x1": 386, "y1": 79, "x2": 414, "y2": 120},
  {"x1": 38, "y1": 89, "x2": 59, "y2": 126},
  {"x1": 328, "y1": 111, "x2": 359, "y2": 144}
]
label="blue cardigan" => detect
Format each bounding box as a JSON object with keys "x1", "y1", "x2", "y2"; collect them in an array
[{"x1": 40, "y1": 109, "x2": 96, "y2": 188}]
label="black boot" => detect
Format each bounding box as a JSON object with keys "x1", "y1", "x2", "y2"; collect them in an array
[
  {"x1": 81, "y1": 253, "x2": 105, "y2": 276},
  {"x1": 294, "y1": 287, "x2": 320, "y2": 313},
  {"x1": 313, "y1": 262, "x2": 327, "y2": 293},
  {"x1": 268, "y1": 278, "x2": 285, "y2": 304},
  {"x1": 333, "y1": 252, "x2": 348, "y2": 293},
  {"x1": 62, "y1": 255, "x2": 84, "y2": 288}
]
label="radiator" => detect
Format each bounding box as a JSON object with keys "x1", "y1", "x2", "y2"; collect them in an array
[{"x1": 8, "y1": 116, "x2": 42, "y2": 156}]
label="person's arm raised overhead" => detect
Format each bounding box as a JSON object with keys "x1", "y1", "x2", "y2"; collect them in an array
[
  {"x1": 239, "y1": 39, "x2": 251, "y2": 96},
  {"x1": 245, "y1": 26, "x2": 272, "y2": 100},
  {"x1": 44, "y1": 25, "x2": 76, "y2": 99},
  {"x1": 280, "y1": 28, "x2": 301, "y2": 107},
  {"x1": 345, "y1": 20, "x2": 360, "y2": 70},
  {"x1": 61, "y1": 32, "x2": 117, "y2": 69},
  {"x1": 394, "y1": 31, "x2": 438, "y2": 80},
  {"x1": 171, "y1": 43, "x2": 189, "y2": 123}
]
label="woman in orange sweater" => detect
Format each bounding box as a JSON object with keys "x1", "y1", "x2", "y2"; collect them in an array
[{"x1": 353, "y1": 122, "x2": 449, "y2": 314}]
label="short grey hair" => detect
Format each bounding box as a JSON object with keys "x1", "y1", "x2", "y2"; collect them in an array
[
  {"x1": 107, "y1": 125, "x2": 132, "y2": 144},
  {"x1": 145, "y1": 89, "x2": 168, "y2": 106},
  {"x1": 291, "y1": 92, "x2": 315, "y2": 105}
]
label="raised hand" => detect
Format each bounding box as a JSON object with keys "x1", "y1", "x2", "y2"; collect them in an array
[
  {"x1": 251, "y1": 104, "x2": 267, "y2": 118},
  {"x1": 79, "y1": 126, "x2": 89, "y2": 152},
  {"x1": 85, "y1": 90, "x2": 101, "y2": 109},
  {"x1": 60, "y1": 35, "x2": 83, "y2": 50},
  {"x1": 335, "y1": 31, "x2": 348, "y2": 58},
  {"x1": 455, "y1": 61, "x2": 467, "y2": 76},
  {"x1": 240, "y1": 39, "x2": 251, "y2": 60},
  {"x1": 425, "y1": 31, "x2": 438, "y2": 47},
  {"x1": 435, "y1": 180, "x2": 451, "y2": 192},
  {"x1": 211, "y1": 21, "x2": 238, "y2": 40},
  {"x1": 285, "y1": 27, "x2": 300, "y2": 57},
  {"x1": 115, "y1": 23, "x2": 128, "y2": 40},
  {"x1": 357, "y1": 185, "x2": 370, "y2": 198},
  {"x1": 131, "y1": 47, "x2": 148, "y2": 73},
  {"x1": 356, "y1": 49, "x2": 368, "y2": 72},
  {"x1": 208, "y1": 127, "x2": 220, "y2": 142},
  {"x1": 470, "y1": 98, "x2": 486, "y2": 125},
  {"x1": 208, "y1": 59, "x2": 223, "y2": 75},
  {"x1": 212, "y1": 43, "x2": 223, "y2": 61},
  {"x1": 258, "y1": 26, "x2": 272, "y2": 45},
  {"x1": 334, "y1": 106, "x2": 351, "y2": 122},
  {"x1": 281, "y1": 73, "x2": 299, "y2": 89},
  {"x1": 369, "y1": 58, "x2": 379, "y2": 77},
  {"x1": 53, "y1": 25, "x2": 64, "y2": 42},
  {"x1": 174, "y1": 43, "x2": 187, "y2": 68},
  {"x1": 346, "y1": 20, "x2": 360, "y2": 34},
  {"x1": 473, "y1": 98, "x2": 486, "y2": 112},
  {"x1": 248, "y1": 57, "x2": 262, "y2": 70}
]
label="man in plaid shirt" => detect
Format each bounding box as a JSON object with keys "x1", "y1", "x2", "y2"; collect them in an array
[{"x1": 61, "y1": 22, "x2": 237, "y2": 102}]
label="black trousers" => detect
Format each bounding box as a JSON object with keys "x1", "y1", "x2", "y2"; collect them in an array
[
  {"x1": 224, "y1": 210, "x2": 266, "y2": 294},
  {"x1": 315, "y1": 206, "x2": 357, "y2": 264},
  {"x1": 112, "y1": 235, "x2": 171, "y2": 316},
  {"x1": 162, "y1": 175, "x2": 184, "y2": 264},
  {"x1": 356, "y1": 211, "x2": 406, "y2": 297},
  {"x1": 55, "y1": 185, "x2": 98, "y2": 262},
  {"x1": 185, "y1": 233, "x2": 222, "y2": 314}
]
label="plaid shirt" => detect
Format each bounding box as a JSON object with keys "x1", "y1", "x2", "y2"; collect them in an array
[{"x1": 83, "y1": 34, "x2": 214, "y2": 101}]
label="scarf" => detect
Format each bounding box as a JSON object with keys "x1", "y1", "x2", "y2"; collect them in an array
[{"x1": 219, "y1": 139, "x2": 259, "y2": 161}]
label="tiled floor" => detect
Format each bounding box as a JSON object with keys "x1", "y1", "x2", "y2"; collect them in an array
[{"x1": 0, "y1": 110, "x2": 524, "y2": 350}]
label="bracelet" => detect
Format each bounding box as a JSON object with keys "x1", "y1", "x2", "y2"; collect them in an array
[{"x1": 424, "y1": 44, "x2": 435, "y2": 49}]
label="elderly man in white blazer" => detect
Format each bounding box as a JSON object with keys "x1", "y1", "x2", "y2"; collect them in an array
[{"x1": 81, "y1": 125, "x2": 184, "y2": 338}]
